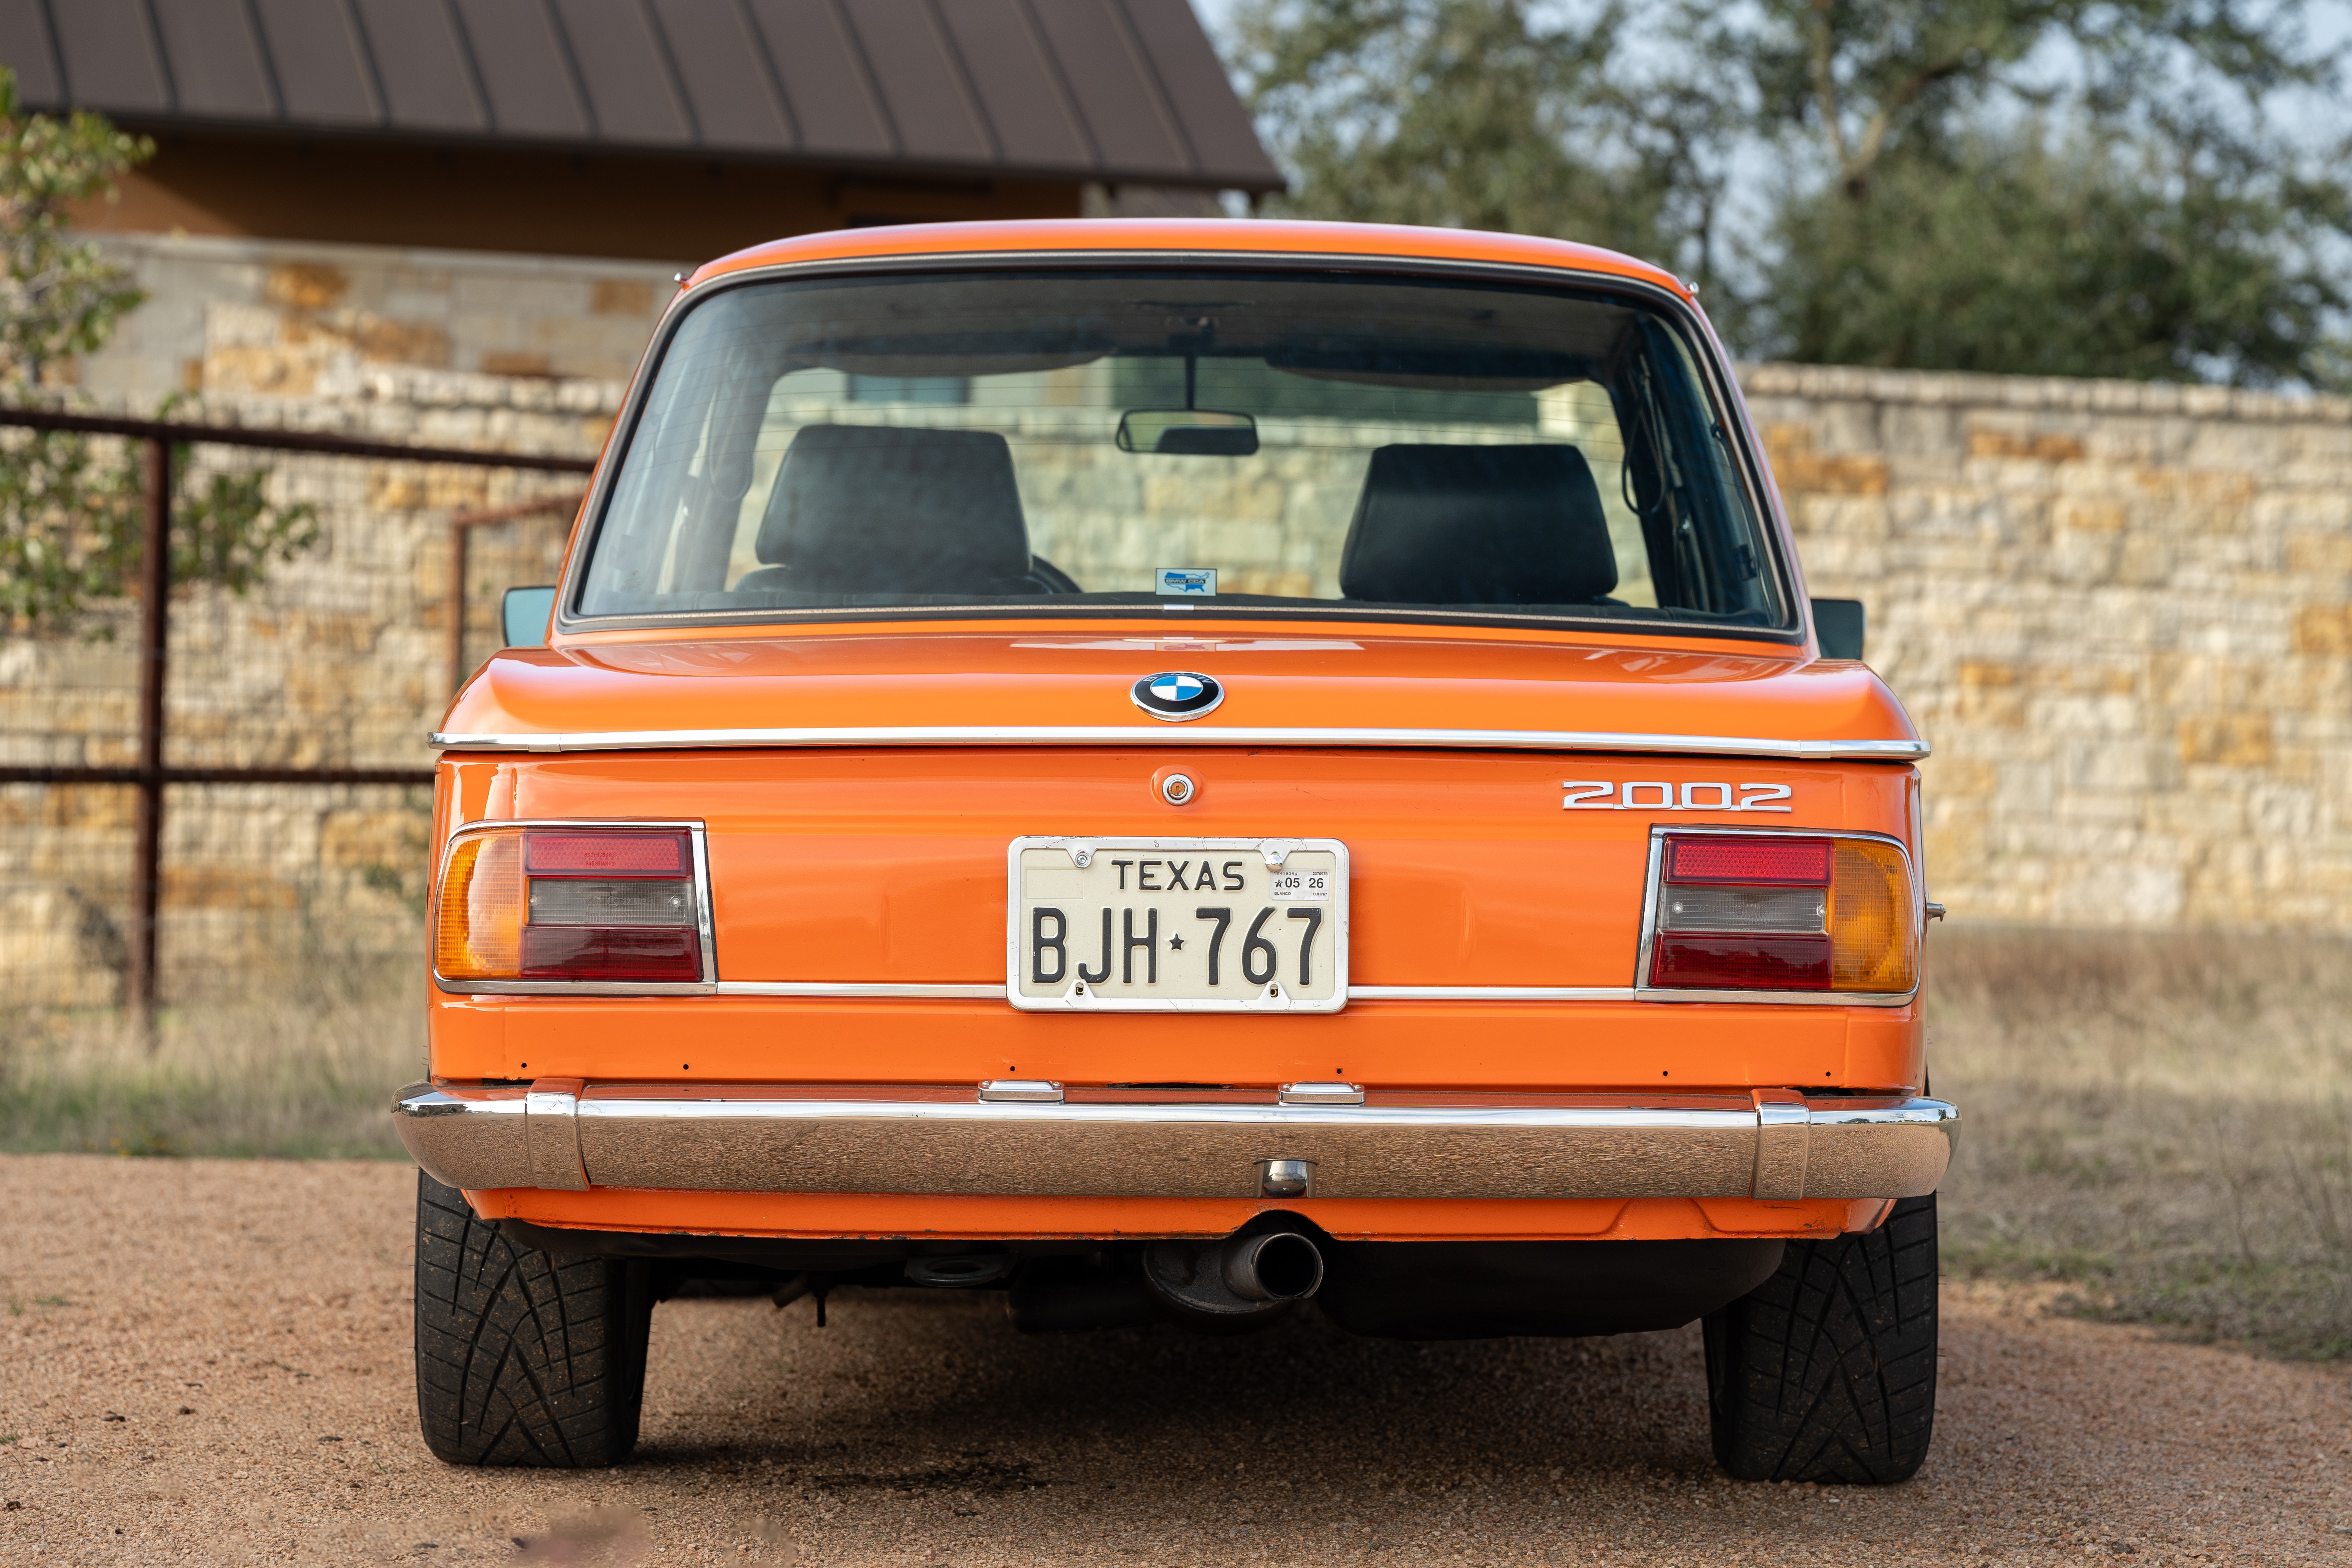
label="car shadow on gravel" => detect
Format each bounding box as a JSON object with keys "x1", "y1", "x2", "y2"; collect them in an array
[{"x1": 639, "y1": 1286, "x2": 1721, "y2": 1485}]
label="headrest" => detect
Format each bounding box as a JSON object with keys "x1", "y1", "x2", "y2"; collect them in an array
[
  {"x1": 1338, "y1": 444, "x2": 1619, "y2": 605},
  {"x1": 754, "y1": 424, "x2": 1033, "y2": 594}
]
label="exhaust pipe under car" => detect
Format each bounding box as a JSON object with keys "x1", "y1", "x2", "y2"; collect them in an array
[
  {"x1": 1008, "y1": 1229, "x2": 1326, "y2": 1333},
  {"x1": 1220, "y1": 1231, "x2": 1324, "y2": 1301},
  {"x1": 1142, "y1": 1227, "x2": 1325, "y2": 1325}
]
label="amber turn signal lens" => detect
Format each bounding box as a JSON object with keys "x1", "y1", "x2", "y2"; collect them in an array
[
  {"x1": 1830, "y1": 839, "x2": 1917, "y2": 992},
  {"x1": 434, "y1": 829, "x2": 524, "y2": 979}
]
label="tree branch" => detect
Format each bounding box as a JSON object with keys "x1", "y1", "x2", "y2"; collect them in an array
[
  {"x1": 1808, "y1": 0, "x2": 1853, "y2": 177},
  {"x1": 1848, "y1": 55, "x2": 1974, "y2": 192}
]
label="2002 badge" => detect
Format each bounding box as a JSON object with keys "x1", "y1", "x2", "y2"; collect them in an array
[{"x1": 1563, "y1": 780, "x2": 1795, "y2": 812}]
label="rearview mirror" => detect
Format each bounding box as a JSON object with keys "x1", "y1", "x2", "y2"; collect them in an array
[
  {"x1": 1115, "y1": 408, "x2": 1258, "y2": 456},
  {"x1": 503, "y1": 585, "x2": 557, "y2": 647}
]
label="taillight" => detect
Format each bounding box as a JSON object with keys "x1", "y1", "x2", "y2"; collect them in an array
[
  {"x1": 434, "y1": 824, "x2": 706, "y2": 986},
  {"x1": 1646, "y1": 832, "x2": 1916, "y2": 994}
]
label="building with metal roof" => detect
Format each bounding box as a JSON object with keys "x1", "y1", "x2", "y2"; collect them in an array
[{"x1": 0, "y1": 0, "x2": 1281, "y2": 261}]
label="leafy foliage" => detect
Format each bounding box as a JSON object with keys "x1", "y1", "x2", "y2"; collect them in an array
[
  {"x1": 1234, "y1": 0, "x2": 1648, "y2": 244},
  {"x1": 1227, "y1": 0, "x2": 2352, "y2": 387},
  {"x1": 0, "y1": 426, "x2": 140, "y2": 627},
  {"x1": 172, "y1": 456, "x2": 322, "y2": 599},
  {"x1": 0, "y1": 69, "x2": 319, "y2": 634},
  {"x1": 1754, "y1": 119, "x2": 2352, "y2": 381},
  {"x1": 0, "y1": 65, "x2": 148, "y2": 381}
]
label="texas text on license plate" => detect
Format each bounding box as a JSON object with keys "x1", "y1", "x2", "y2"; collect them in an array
[{"x1": 1006, "y1": 838, "x2": 1350, "y2": 1013}]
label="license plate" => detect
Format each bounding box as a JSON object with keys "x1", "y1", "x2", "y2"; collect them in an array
[{"x1": 1007, "y1": 837, "x2": 1350, "y2": 1012}]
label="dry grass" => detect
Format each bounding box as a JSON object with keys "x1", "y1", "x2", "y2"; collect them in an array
[
  {"x1": 1930, "y1": 925, "x2": 2352, "y2": 1358},
  {"x1": 0, "y1": 953, "x2": 422, "y2": 1161},
  {"x1": 5, "y1": 921, "x2": 2347, "y2": 1355}
]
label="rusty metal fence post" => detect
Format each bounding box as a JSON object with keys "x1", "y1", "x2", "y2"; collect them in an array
[
  {"x1": 128, "y1": 437, "x2": 172, "y2": 1030},
  {"x1": 0, "y1": 408, "x2": 596, "y2": 1024},
  {"x1": 447, "y1": 493, "x2": 583, "y2": 696}
]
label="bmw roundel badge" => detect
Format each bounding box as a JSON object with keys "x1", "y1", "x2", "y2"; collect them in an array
[{"x1": 1131, "y1": 670, "x2": 1223, "y2": 722}]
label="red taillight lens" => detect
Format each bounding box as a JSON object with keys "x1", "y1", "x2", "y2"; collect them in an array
[
  {"x1": 1665, "y1": 836, "x2": 1831, "y2": 885},
  {"x1": 522, "y1": 926, "x2": 702, "y2": 981},
  {"x1": 527, "y1": 831, "x2": 691, "y2": 876},
  {"x1": 1650, "y1": 933, "x2": 1829, "y2": 990},
  {"x1": 1648, "y1": 833, "x2": 1913, "y2": 994},
  {"x1": 435, "y1": 825, "x2": 704, "y2": 986}
]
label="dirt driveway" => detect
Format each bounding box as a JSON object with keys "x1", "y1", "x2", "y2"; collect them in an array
[{"x1": 2, "y1": 1154, "x2": 2348, "y2": 1566}]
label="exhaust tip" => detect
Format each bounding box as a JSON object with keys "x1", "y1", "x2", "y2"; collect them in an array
[{"x1": 1224, "y1": 1231, "x2": 1324, "y2": 1302}]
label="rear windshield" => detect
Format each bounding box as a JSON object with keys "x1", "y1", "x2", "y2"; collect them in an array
[{"x1": 574, "y1": 267, "x2": 1790, "y2": 633}]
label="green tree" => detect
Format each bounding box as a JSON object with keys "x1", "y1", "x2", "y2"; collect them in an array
[
  {"x1": 0, "y1": 67, "x2": 317, "y2": 633},
  {"x1": 1227, "y1": 0, "x2": 2352, "y2": 387},
  {"x1": 1756, "y1": 118, "x2": 2351, "y2": 380},
  {"x1": 1231, "y1": 0, "x2": 1670, "y2": 258},
  {"x1": 1726, "y1": 0, "x2": 2351, "y2": 382}
]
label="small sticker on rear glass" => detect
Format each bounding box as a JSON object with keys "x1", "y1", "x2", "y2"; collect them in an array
[{"x1": 1155, "y1": 568, "x2": 1217, "y2": 596}]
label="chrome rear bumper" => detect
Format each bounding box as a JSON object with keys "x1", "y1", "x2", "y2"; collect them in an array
[{"x1": 392, "y1": 1081, "x2": 1957, "y2": 1203}]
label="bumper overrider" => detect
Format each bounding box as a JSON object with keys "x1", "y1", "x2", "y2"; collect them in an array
[{"x1": 392, "y1": 1082, "x2": 1957, "y2": 1203}]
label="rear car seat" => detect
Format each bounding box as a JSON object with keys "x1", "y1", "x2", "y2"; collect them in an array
[{"x1": 1338, "y1": 443, "x2": 1619, "y2": 606}]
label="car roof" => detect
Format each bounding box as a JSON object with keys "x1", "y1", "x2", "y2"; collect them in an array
[{"x1": 685, "y1": 218, "x2": 1691, "y2": 300}]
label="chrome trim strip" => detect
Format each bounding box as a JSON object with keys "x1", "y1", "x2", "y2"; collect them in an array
[
  {"x1": 689, "y1": 826, "x2": 718, "y2": 986},
  {"x1": 429, "y1": 726, "x2": 1929, "y2": 762},
  {"x1": 1347, "y1": 985, "x2": 1636, "y2": 1002},
  {"x1": 391, "y1": 1081, "x2": 1958, "y2": 1202},
  {"x1": 716, "y1": 981, "x2": 1010, "y2": 1000}
]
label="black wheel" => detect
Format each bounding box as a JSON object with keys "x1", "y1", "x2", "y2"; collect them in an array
[
  {"x1": 1702, "y1": 1193, "x2": 1939, "y2": 1484},
  {"x1": 412, "y1": 1172, "x2": 653, "y2": 1467}
]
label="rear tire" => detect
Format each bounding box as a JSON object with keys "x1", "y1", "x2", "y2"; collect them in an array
[
  {"x1": 1702, "y1": 1193, "x2": 1939, "y2": 1484},
  {"x1": 412, "y1": 1172, "x2": 652, "y2": 1467}
]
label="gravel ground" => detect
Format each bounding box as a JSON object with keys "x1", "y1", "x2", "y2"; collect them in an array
[{"x1": 3, "y1": 1155, "x2": 2349, "y2": 1566}]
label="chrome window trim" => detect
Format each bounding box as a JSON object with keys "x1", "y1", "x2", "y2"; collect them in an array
[
  {"x1": 551, "y1": 248, "x2": 1805, "y2": 645},
  {"x1": 429, "y1": 725, "x2": 1928, "y2": 763},
  {"x1": 432, "y1": 817, "x2": 719, "y2": 994},
  {"x1": 1632, "y1": 823, "x2": 1920, "y2": 1006}
]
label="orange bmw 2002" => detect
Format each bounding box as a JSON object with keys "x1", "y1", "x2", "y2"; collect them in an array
[{"x1": 397, "y1": 218, "x2": 1953, "y2": 1482}]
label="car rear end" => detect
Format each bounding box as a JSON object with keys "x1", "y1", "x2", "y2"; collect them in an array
[{"x1": 396, "y1": 219, "x2": 1954, "y2": 1481}]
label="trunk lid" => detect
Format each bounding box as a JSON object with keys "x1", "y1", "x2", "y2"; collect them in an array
[{"x1": 444, "y1": 628, "x2": 1920, "y2": 749}]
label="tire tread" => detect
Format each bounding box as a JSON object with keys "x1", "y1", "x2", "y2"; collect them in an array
[
  {"x1": 412, "y1": 1172, "x2": 649, "y2": 1467},
  {"x1": 1703, "y1": 1194, "x2": 1939, "y2": 1484}
]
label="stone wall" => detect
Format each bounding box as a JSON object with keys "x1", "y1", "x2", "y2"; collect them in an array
[
  {"x1": 3, "y1": 234, "x2": 644, "y2": 1005},
  {"x1": 1746, "y1": 364, "x2": 2352, "y2": 929},
  {"x1": 6, "y1": 236, "x2": 2352, "y2": 1007}
]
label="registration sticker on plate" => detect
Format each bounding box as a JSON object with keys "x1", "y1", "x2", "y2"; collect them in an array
[{"x1": 1006, "y1": 837, "x2": 1350, "y2": 1012}]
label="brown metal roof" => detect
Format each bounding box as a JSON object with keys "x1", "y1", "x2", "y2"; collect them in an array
[{"x1": 0, "y1": 0, "x2": 1281, "y2": 191}]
